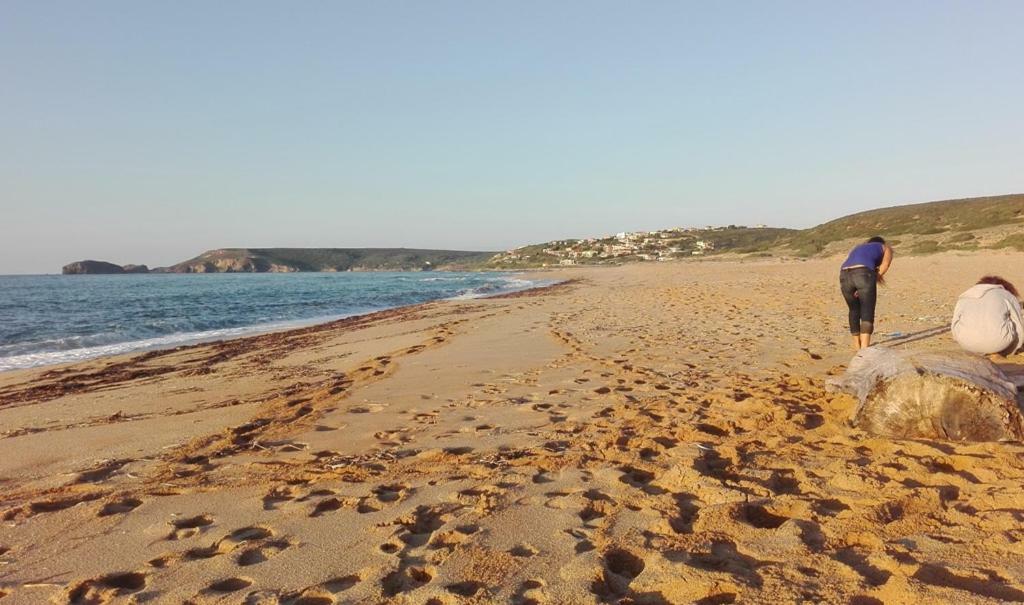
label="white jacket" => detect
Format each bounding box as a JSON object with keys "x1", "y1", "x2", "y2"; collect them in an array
[{"x1": 951, "y1": 284, "x2": 1024, "y2": 355}]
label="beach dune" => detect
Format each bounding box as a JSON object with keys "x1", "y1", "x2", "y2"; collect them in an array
[{"x1": 2, "y1": 253, "x2": 1024, "y2": 604}]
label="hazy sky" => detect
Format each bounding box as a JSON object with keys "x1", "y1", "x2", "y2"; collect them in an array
[{"x1": 2, "y1": 1, "x2": 1023, "y2": 273}]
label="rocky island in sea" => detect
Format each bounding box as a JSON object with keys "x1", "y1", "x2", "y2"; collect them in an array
[{"x1": 62, "y1": 260, "x2": 149, "y2": 274}]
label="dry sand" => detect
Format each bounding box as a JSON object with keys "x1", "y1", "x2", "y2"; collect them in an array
[{"x1": 2, "y1": 251, "x2": 1024, "y2": 605}]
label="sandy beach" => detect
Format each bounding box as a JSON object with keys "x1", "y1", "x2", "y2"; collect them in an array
[{"x1": 3, "y1": 252, "x2": 1024, "y2": 605}]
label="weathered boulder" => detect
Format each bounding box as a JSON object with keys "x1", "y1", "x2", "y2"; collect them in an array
[
  {"x1": 62, "y1": 260, "x2": 126, "y2": 275},
  {"x1": 828, "y1": 347, "x2": 1024, "y2": 441}
]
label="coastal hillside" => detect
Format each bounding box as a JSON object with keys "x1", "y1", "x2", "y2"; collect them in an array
[
  {"x1": 61, "y1": 194, "x2": 1024, "y2": 273},
  {"x1": 159, "y1": 248, "x2": 497, "y2": 273},
  {"x1": 487, "y1": 193, "x2": 1024, "y2": 267},
  {"x1": 486, "y1": 226, "x2": 795, "y2": 268},
  {"x1": 784, "y1": 193, "x2": 1024, "y2": 257},
  {"x1": 61, "y1": 249, "x2": 496, "y2": 274}
]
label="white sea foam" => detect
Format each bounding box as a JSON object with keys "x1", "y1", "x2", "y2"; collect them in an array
[
  {"x1": 449, "y1": 276, "x2": 554, "y2": 300},
  {"x1": 0, "y1": 316, "x2": 348, "y2": 372}
]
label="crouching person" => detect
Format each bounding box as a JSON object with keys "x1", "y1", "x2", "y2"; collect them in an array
[{"x1": 952, "y1": 276, "x2": 1024, "y2": 358}]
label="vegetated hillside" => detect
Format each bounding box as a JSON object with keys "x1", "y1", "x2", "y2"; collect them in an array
[
  {"x1": 157, "y1": 248, "x2": 495, "y2": 273},
  {"x1": 486, "y1": 226, "x2": 795, "y2": 268},
  {"x1": 784, "y1": 193, "x2": 1024, "y2": 256},
  {"x1": 487, "y1": 193, "x2": 1024, "y2": 268},
  {"x1": 61, "y1": 195, "x2": 1024, "y2": 274}
]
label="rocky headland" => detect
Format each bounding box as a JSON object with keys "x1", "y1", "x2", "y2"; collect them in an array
[
  {"x1": 61, "y1": 248, "x2": 495, "y2": 274},
  {"x1": 61, "y1": 260, "x2": 149, "y2": 275}
]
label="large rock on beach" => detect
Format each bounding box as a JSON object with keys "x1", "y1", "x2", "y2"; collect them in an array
[{"x1": 829, "y1": 347, "x2": 1024, "y2": 441}]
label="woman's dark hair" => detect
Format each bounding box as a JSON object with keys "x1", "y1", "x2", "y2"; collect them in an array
[
  {"x1": 867, "y1": 236, "x2": 886, "y2": 244},
  {"x1": 978, "y1": 275, "x2": 1020, "y2": 298}
]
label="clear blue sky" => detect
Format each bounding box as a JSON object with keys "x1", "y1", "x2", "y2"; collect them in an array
[{"x1": 2, "y1": 1, "x2": 1022, "y2": 273}]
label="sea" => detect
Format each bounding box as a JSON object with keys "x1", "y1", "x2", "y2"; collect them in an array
[{"x1": 0, "y1": 272, "x2": 548, "y2": 372}]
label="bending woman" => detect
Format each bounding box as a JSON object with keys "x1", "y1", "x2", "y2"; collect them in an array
[
  {"x1": 839, "y1": 236, "x2": 894, "y2": 350},
  {"x1": 951, "y1": 276, "x2": 1024, "y2": 357}
]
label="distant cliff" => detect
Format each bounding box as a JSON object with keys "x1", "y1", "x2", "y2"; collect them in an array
[
  {"x1": 62, "y1": 260, "x2": 149, "y2": 275},
  {"x1": 156, "y1": 248, "x2": 496, "y2": 273},
  {"x1": 62, "y1": 248, "x2": 497, "y2": 274}
]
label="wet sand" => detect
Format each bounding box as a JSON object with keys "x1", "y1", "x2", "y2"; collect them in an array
[{"x1": 2, "y1": 252, "x2": 1024, "y2": 604}]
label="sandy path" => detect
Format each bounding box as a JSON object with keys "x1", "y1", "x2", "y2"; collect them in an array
[{"x1": 1, "y1": 253, "x2": 1024, "y2": 604}]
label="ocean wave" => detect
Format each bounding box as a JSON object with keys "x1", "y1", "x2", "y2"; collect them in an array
[
  {"x1": 0, "y1": 316, "x2": 346, "y2": 372},
  {"x1": 449, "y1": 276, "x2": 555, "y2": 300}
]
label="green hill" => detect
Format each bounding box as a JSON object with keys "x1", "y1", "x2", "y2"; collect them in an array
[
  {"x1": 485, "y1": 226, "x2": 796, "y2": 267},
  {"x1": 156, "y1": 248, "x2": 495, "y2": 273},
  {"x1": 783, "y1": 193, "x2": 1024, "y2": 256},
  {"x1": 486, "y1": 193, "x2": 1024, "y2": 268}
]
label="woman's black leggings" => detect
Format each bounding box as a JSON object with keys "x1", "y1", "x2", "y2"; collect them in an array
[{"x1": 840, "y1": 267, "x2": 878, "y2": 334}]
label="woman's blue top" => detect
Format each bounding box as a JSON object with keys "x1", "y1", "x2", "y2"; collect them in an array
[{"x1": 842, "y1": 242, "x2": 884, "y2": 269}]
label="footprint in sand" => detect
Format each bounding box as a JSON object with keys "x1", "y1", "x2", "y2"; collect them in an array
[
  {"x1": 66, "y1": 571, "x2": 147, "y2": 604},
  {"x1": 429, "y1": 529, "x2": 470, "y2": 551},
  {"x1": 446, "y1": 580, "x2": 487, "y2": 597},
  {"x1": 291, "y1": 595, "x2": 336, "y2": 605},
  {"x1": 167, "y1": 514, "x2": 214, "y2": 540},
  {"x1": 514, "y1": 579, "x2": 547, "y2": 604},
  {"x1": 237, "y1": 539, "x2": 292, "y2": 566},
  {"x1": 7, "y1": 493, "x2": 102, "y2": 520},
  {"x1": 394, "y1": 504, "x2": 455, "y2": 546},
  {"x1": 74, "y1": 459, "x2": 132, "y2": 484},
  {"x1": 666, "y1": 492, "x2": 701, "y2": 534},
  {"x1": 412, "y1": 411, "x2": 439, "y2": 424},
  {"x1": 98, "y1": 497, "x2": 143, "y2": 517},
  {"x1": 263, "y1": 485, "x2": 301, "y2": 510},
  {"x1": 374, "y1": 483, "x2": 413, "y2": 503},
  {"x1": 509, "y1": 544, "x2": 539, "y2": 558},
  {"x1": 206, "y1": 576, "x2": 253, "y2": 593},
  {"x1": 738, "y1": 502, "x2": 789, "y2": 530},
  {"x1": 563, "y1": 528, "x2": 595, "y2": 553},
  {"x1": 357, "y1": 497, "x2": 382, "y2": 514},
  {"x1": 592, "y1": 549, "x2": 645, "y2": 599},
  {"x1": 310, "y1": 497, "x2": 350, "y2": 517},
  {"x1": 618, "y1": 466, "x2": 662, "y2": 494},
  {"x1": 381, "y1": 565, "x2": 434, "y2": 596},
  {"x1": 224, "y1": 526, "x2": 274, "y2": 546},
  {"x1": 374, "y1": 429, "x2": 409, "y2": 444},
  {"x1": 321, "y1": 574, "x2": 360, "y2": 593},
  {"x1": 147, "y1": 553, "x2": 177, "y2": 568},
  {"x1": 185, "y1": 525, "x2": 276, "y2": 560}
]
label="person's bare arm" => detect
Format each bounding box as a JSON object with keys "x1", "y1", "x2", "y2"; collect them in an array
[{"x1": 877, "y1": 245, "x2": 894, "y2": 276}]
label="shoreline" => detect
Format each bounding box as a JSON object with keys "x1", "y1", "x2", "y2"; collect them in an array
[{"x1": 0, "y1": 272, "x2": 563, "y2": 375}]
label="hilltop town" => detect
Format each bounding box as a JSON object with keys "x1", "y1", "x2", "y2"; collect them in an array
[
  {"x1": 486, "y1": 224, "x2": 791, "y2": 268},
  {"x1": 486, "y1": 193, "x2": 1024, "y2": 268}
]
